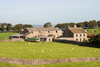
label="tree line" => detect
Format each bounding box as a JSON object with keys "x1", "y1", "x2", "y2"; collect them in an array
[
  {"x1": 55, "y1": 20, "x2": 100, "y2": 29},
  {"x1": 0, "y1": 20, "x2": 100, "y2": 31},
  {"x1": 0, "y1": 23, "x2": 33, "y2": 32}
]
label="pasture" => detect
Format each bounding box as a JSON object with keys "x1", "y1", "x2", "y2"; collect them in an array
[
  {"x1": 0, "y1": 32, "x2": 18, "y2": 40},
  {"x1": 0, "y1": 61, "x2": 100, "y2": 67},
  {"x1": 85, "y1": 28, "x2": 100, "y2": 34},
  {"x1": 0, "y1": 42, "x2": 100, "y2": 60}
]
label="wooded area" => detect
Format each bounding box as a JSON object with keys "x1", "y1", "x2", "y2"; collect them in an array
[
  {"x1": 0, "y1": 23, "x2": 33, "y2": 32},
  {"x1": 55, "y1": 20, "x2": 100, "y2": 29}
]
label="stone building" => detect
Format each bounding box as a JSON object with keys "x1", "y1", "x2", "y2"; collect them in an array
[
  {"x1": 10, "y1": 25, "x2": 87, "y2": 42},
  {"x1": 10, "y1": 27, "x2": 63, "y2": 42},
  {"x1": 62, "y1": 25, "x2": 87, "y2": 42},
  {"x1": 22, "y1": 27, "x2": 63, "y2": 38}
]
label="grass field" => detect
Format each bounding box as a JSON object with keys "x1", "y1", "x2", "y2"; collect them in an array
[
  {"x1": 0, "y1": 32, "x2": 18, "y2": 40},
  {"x1": 85, "y1": 28, "x2": 100, "y2": 34},
  {"x1": 0, "y1": 61, "x2": 100, "y2": 67},
  {"x1": 0, "y1": 32, "x2": 100, "y2": 66},
  {"x1": 0, "y1": 42, "x2": 100, "y2": 60}
]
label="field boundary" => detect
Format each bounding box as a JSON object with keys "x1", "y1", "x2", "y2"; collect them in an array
[{"x1": 0, "y1": 57, "x2": 100, "y2": 65}]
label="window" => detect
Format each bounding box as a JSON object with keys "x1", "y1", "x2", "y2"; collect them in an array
[
  {"x1": 39, "y1": 31, "x2": 40, "y2": 33},
  {"x1": 49, "y1": 38, "x2": 50, "y2": 42},
  {"x1": 76, "y1": 38, "x2": 78, "y2": 41},
  {"x1": 76, "y1": 34, "x2": 78, "y2": 37},
  {"x1": 37, "y1": 39, "x2": 39, "y2": 40},
  {"x1": 83, "y1": 38, "x2": 85, "y2": 40},
  {"x1": 48, "y1": 31, "x2": 50, "y2": 33},
  {"x1": 56, "y1": 31, "x2": 57, "y2": 33},
  {"x1": 80, "y1": 34, "x2": 81, "y2": 36},
  {"x1": 83, "y1": 34, "x2": 85, "y2": 37}
]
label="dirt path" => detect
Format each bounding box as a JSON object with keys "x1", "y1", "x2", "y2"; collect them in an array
[{"x1": 0, "y1": 57, "x2": 100, "y2": 65}]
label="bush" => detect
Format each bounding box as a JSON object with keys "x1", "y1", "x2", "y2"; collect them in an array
[
  {"x1": 57, "y1": 36, "x2": 60, "y2": 38},
  {"x1": 89, "y1": 34, "x2": 100, "y2": 45},
  {"x1": 83, "y1": 40, "x2": 89, "y2": 42}
]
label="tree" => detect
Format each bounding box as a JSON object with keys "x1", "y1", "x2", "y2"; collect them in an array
[
  {"x1": 89, "y1": 35, "x2": 95, "y2": 43},
  {"x1": 6, "y1": 23, "x2": 12, "y2": 31},
  {"x1": 44, "y1": 22, "x2": 52, "y2": 27},
  {"x1": 88, "y1": 20, "x2": 97, "y2": 28},
  {"x1": 1, "y1": 26, "x2": 5, "y2": 31},
  {"x1": 89, "y1": 34, "x2": 100, "y2": 45},
  {"x1": 23, "y1": 24, "x2": 33, "y2": 29},
  {"x1": 55, "y1": 23, "x2": 61, "y2": 28},
  {"x1": 69, "y1": 22, "x2": 76, "y2": 27},
  {"x1": 77, "y1": 22, "x2": 84, "y2": 28},
  {"x1": 0, "y1": 23, "x2": 7, "y2": 31},
  {"x1": 14, "y1": 24, "x2": 22, "y2": 31},
  {"x1": 97, "y1": 21, "x2": 100, "y2": 27},
  {"x1": 83, "y1": 21, "x2": 88, "y2": 28}
]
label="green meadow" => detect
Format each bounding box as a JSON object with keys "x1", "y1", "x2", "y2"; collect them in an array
[
  {"x1": 0, "y1": 42, "x2": 100, "y2": 60},
  {"x1": 0, "y1": 32, "x2": 100, "y2": 66},
  {"x1": 85, "y1": 28, "x2": 100, "y2": 34},
  {"x1": 0, "y1": 32, "x2": 18, "y2": 40}
]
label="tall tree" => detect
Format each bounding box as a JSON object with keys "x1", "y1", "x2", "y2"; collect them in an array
[
  {"x1": 0, "y1": 23, "x2": 7, "y2": 31},
  {"x1": 55, "y1": 23, "x2": 61, "y2": 28},
  {"x1": 1, "y1": 26, "x2": 5, "y2": 31},
  {"x1": 23, "y1": 24, "x2": 33, "y2": 29},
  {"x1": 14, "y1": 24, "x2": 22, "y2": 31},
  {"x1": 6, "y1": 23, "x2": 12, "y2": 31},
  {"x1": 69, "y1": 22, "x2": 76, "y2": 27},
  {"x1": 97, "y1": 21, "x2": 100, "y2": 27},
  {"x1": 88, "y1": 20, "x2": 97, "y2": 28},
  {"x1": 44, "y1": 22, "x2": 52, "y2": 27},
  {"x1": 77, "y1": 22, "x2": 84, "y2": 28},
  {"x1": 83, "y1": 21, "x2": 88, "y2": 28},
  {"x1": 55, "y1": 23, "x2": 69, "y2": 29}
]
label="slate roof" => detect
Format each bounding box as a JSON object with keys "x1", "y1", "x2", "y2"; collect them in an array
[
  {"x1": 69, "y1": 27, "x2": 86, "y2": 33},
  {"x1": 10, "y1": 34, "x2": 24, "y2": 37},
  {"x1": 26, "y1": 27, "x2": 62, "y2": 31},
  {"x1": 22, "y1": 32, "x2": 30, "y2": 36}
]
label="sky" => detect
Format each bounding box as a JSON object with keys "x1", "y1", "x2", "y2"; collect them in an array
[{"x1": 0, "y1": 0, "x2": 100, "y2": 25}]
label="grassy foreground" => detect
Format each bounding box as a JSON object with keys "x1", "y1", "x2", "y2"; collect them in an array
[
  {"x1": 0, "y1": 32, "x2": 18, "y2": 40},
  {"x1": 0, "y1": 42, "x2": 100, "y2": 60},
  {"x1": 0, "y1": 61, "x2": 100, "y2": 67}
]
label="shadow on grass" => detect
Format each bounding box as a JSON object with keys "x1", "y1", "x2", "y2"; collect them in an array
[{"x1": 53, "y1": 39, "x2": 100, "y2": 48}]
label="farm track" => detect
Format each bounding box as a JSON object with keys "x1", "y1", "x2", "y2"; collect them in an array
[{"x1": 0, "y1": 57, "x2": 100, "y2": 65}]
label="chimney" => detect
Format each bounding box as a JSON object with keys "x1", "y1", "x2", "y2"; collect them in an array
[
  {"x1": 67, "y1": 25, "x2": 69, "y2": 28},
  {"x1": 74, "y1": 25, "x2": 77, "y2": 28}
]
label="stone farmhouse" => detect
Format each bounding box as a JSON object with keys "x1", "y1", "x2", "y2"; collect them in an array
[
  {"x1": 10, "y1": 25, "x2": 87, "y2": 42},
  {"x1": 10, "y1": 27, "x2": 63, "y2": 42},
  {"x1": 62, "y1": 25, "x2": 87, "y2": 42}
]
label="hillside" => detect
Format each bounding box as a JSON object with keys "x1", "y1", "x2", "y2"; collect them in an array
[{"x1": 85, "y1": 28, "x2": 100, "y2": 34}]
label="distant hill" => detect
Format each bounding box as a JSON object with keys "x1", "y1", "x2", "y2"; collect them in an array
[{"x1": 0, "y1": 23, "x2": 3, "y2": 25}]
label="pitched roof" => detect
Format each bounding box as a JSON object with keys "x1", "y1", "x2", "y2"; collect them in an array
[
  {"x1": 26, "y1": 27, "x2": 62, "y2": 31},
  {"x1": 69, "y1": 27, "x2": 86, "y2": 33},
  {"x1": 10, "y1": 32, "x2": 31, "y2": 37},
  {"x1": 10, "y1": 34, "x2": 24, "y2": 37},
  {"x1": 22, "y1": 32, "x2": 30, "y2": 36}
]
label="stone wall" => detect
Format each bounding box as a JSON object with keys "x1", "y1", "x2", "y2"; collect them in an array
[{"x1": 0, "y1": 57, "x2": 100, "y2": 65}]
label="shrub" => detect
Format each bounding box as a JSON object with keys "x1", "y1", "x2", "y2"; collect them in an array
[{"x1": 89, "y1": 34, "x2": 100, "y2": 45}]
